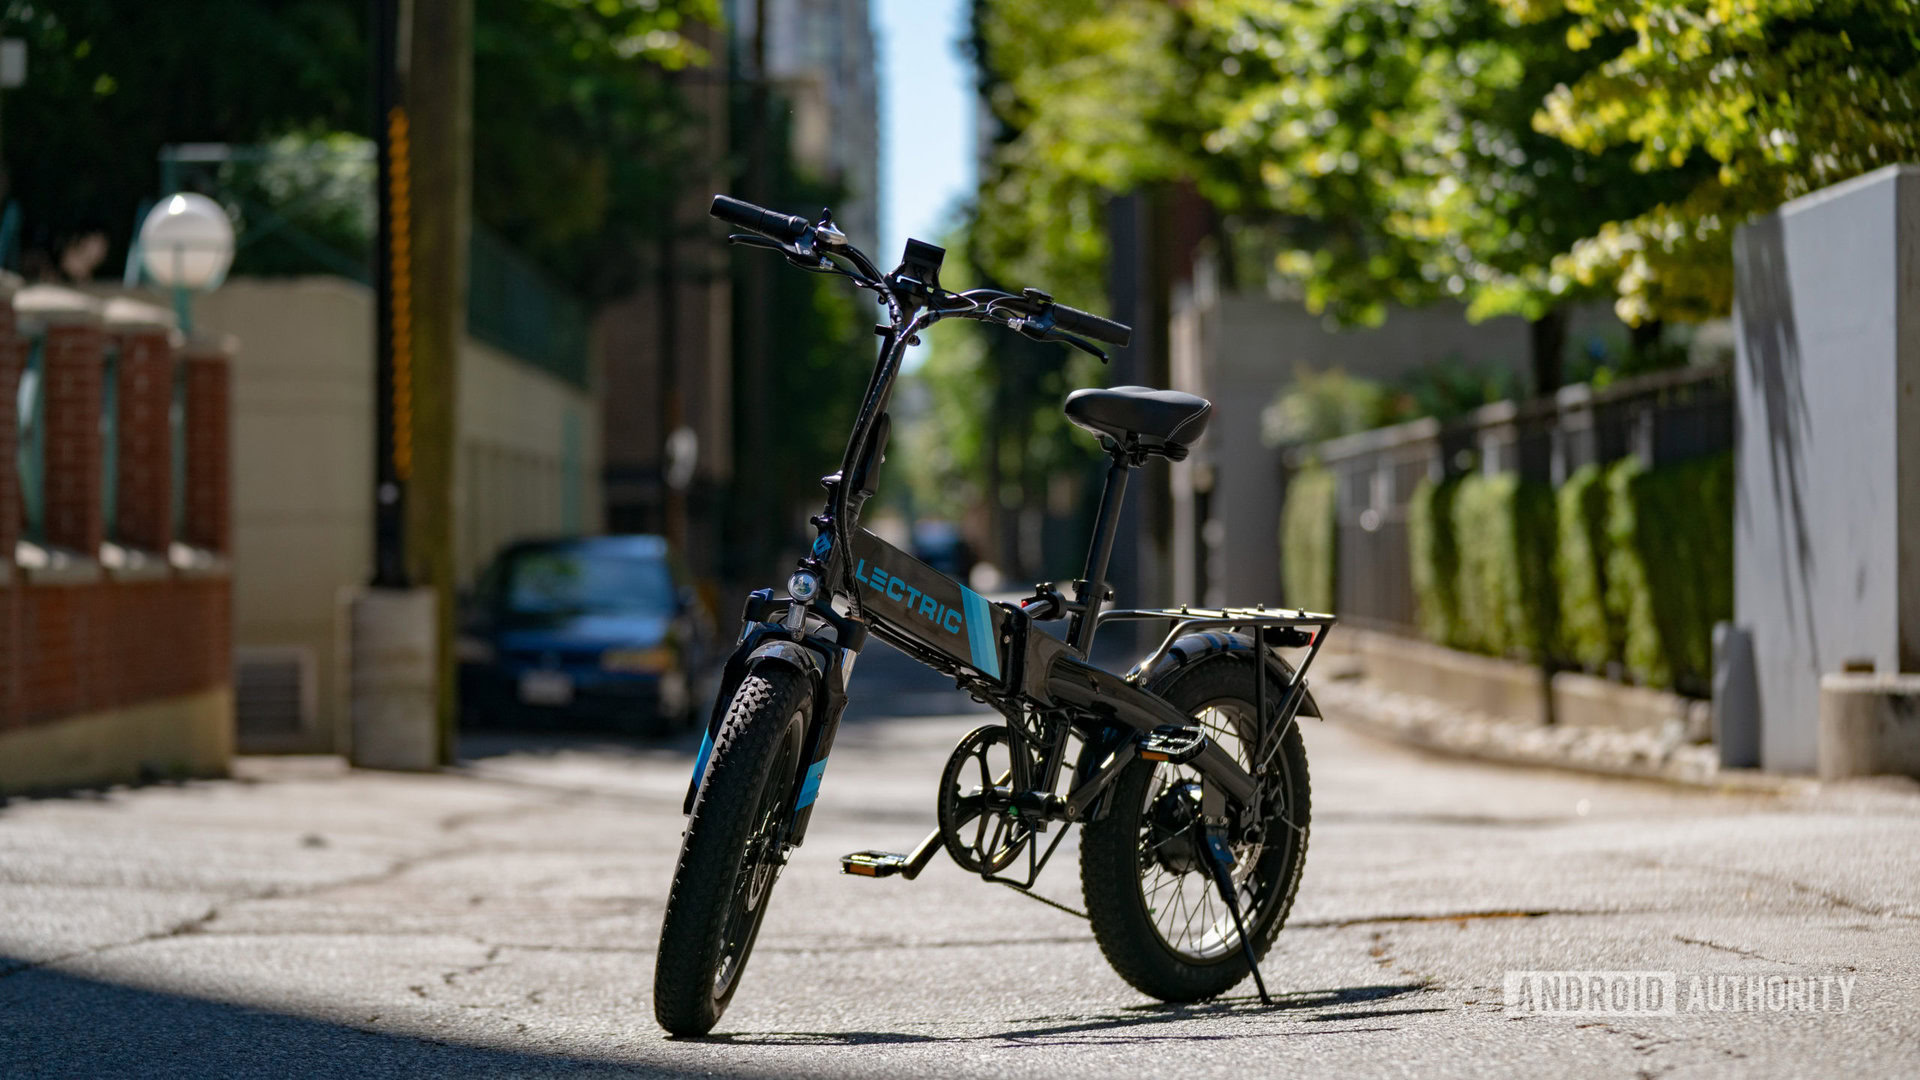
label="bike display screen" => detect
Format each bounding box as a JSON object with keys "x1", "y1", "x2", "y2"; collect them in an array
[{"x1": 850, "y1": 530, "x2": 1006, "y2": 683}]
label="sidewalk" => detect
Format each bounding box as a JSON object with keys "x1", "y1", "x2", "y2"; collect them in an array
[{"x1": 1315, "y1": 674, "x2": 1819, "y2": 794}]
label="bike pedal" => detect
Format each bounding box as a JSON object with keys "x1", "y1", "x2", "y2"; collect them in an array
[
  {"x1": 1138, "y1": 724, "x2": 1208, "y2": 764},
  {"x1": 840, "y1": 851, "x2": 911, "y2": 878}
]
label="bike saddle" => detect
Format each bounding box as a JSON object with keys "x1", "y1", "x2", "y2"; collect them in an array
[{"x1": 1064, "y1": 386, "x2": 1213, "y2": 458}]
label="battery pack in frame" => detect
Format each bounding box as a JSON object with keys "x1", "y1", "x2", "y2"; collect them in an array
[{"x1": 850, "y1": 530, "x2": 1006, "y2": 681}]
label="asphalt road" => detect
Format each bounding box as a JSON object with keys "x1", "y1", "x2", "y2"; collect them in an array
[{"x1": 3, "y1": 643, "x2": 1918, "y2": 1078}]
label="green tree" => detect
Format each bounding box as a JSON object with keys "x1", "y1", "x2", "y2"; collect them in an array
[
  {"x1": 1197, "y1": 2, "x2": 1698, "y2": 332},
  {"x1": 473, "y1": 0, "x2": 719, "y2": 302},
  {"x1": 1502, "y1": 0, "x2": 1920, "y2": 323},
  {"x1": 974, "y1": 0, "x2": 1698, "y2": 391},
  {"x1": 0, "y1": 0, "x2": 718, "y2": 301},
  {"x1": 1, "y1": 0, "x2": 365, "y2": 272}
]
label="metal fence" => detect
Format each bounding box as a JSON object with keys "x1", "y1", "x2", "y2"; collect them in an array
[
  {"x1": 467, "y1": 224, "x2": 591, "y2": 388},
  {"x1": 1298, "y1": 363, "x2": 1734, "y2": 634}
]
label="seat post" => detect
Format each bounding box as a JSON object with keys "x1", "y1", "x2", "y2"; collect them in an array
[{"x1": 1068, "y1": 449, "x2": 1133, "y2": 654}]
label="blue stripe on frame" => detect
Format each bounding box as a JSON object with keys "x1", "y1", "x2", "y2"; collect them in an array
[
  {"x1": 960, "y1": 587, "x2": 1000, "y2": 680},
  {"x1": 691, "y1": 725, "x2": 715, "y2": 784},
  {"x1": 794, "y1": 758, "x2": 829, "y2": 809}
]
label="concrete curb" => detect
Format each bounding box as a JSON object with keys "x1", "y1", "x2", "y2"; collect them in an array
[{"x1": 1316, "y1": 677, "x2": 1808, "y2": 796}]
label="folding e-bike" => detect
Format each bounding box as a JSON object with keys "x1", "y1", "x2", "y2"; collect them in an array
[{"x1": 653, "y1": 195, "x2": 1335, "y2": 1036}]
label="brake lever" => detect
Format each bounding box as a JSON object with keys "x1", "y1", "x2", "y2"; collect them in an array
[
  {"x1": 727, "y1": 233, "x2": 788, "y2": 251},
  {"x1": 1056, "y1": 331, "x2": 1110, "y2": 364}
]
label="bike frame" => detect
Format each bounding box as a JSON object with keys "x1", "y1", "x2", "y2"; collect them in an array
[{"x1": 685, "y1": 215, "x2": 1335, "y2": 871}]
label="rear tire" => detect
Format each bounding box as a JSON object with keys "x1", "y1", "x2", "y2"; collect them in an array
[
  {"x1": 1079, "y1": 654, "x2": 1311, "y2": 1002},
  {"x1": 653, "y1": 668, "x2": 809, "y2": 1035}
]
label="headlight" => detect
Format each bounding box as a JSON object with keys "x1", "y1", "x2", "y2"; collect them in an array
[
  {"x1": 787, "y1": 569, "x2": 821, "y2": 603},
  {"x1": 454, "y1": 636, "x2": 495, "y2": 663},
  {"x1": 602, "y1": 646, "x2": 674, "y2": 673}
]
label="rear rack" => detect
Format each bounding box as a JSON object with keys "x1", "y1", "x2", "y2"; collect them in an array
[
  {"x1": 1099, "y1": 604, "x2": 1335, "y2": 678},
  {"x1": 1098, "y1": 605, "x2": 1337, "y2": 764}
]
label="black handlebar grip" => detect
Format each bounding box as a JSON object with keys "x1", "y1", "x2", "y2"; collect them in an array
[
  {"x1": 1048, "y1": 303, "x2": 1132, "y2": 348},
  {"x1": 710, "y1": 194, "x2": 810, "y2": 244}
]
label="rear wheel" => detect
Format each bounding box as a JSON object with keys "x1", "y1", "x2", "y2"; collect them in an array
[
  {"x1": 653, "y1": 668, "x2": 809, "y2": 1035},
  {"x1": 1079, "y1": 654, "x2": 1311, "y2": 1002}
]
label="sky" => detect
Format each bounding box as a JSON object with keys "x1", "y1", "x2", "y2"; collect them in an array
[{"x1": 874, "y1": 0, "x2": 976, "y2": 267}]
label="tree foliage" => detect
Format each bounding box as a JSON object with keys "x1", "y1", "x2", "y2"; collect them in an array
[
  {"x1": 970, "y1": 0, "x2": 1199, "y2": 306},
  {"x1": 976, "y1": 0, "x2": 1920, "y2": 327},
  {"x1": 0, "y1": 0, "x2": 719, "y2": 302},
  {"x1": 1195, "y1": 0, "x2": 1703, "y2": 325},
  {"x1": 1502, "y1": 0, "x2": 1920, "y2": 322},
  {"x1": 473, "y1": 0, "x2": 720, "y2": 302},
  {"x1": 0, "y1": 0, "x2": 365, "y2": 273}
]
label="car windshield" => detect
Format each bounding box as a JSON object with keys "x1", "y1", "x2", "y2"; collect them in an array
[{"x1": 497, "y1": 549, "x2": 676, "y2": 616}]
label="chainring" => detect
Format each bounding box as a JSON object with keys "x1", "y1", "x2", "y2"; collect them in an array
[{"x1": 936, "y1": 724, "x2": 1033, "y2": 875}]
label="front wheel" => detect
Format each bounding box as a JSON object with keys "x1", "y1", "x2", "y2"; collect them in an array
[
  {"x1": 1079, "y1": 653, "x2": 1312, "y2": 1002},
  {"x1": 653, "y1": 668, "x2": 809, "y2": 1035}
]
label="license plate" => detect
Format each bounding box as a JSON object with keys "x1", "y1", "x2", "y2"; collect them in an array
[{"x1": 519, "y1": 670, "x2": 574, "y2": 706}]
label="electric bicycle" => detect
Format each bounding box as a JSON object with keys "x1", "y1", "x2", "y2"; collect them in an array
[{"x1": 652, "y1": 195, "x2": 1335, "y2": 1036}]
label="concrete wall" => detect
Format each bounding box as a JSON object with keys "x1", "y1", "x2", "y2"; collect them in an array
[
  {"x1": 1168, "y1": 257, "x2": 1618, "y2": 609},
  {"x1": 174, "y1": 276, "x2": 602, "y2": 752},
  {"x1": 1732, "y1": 165, "x2": 1920, "y2": 773},
  {"x1": 458, "y1": 335, "x2": 604, "y2": 583}
]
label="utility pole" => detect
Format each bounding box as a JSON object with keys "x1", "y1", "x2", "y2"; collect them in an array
[
  {"x1": 733, "y1": 0, "x2": 773, "y2": 575},
  {"x1": 353, "y1": 0, "x2": 444, "y2": 770},
  {"x1": 371, "y1": 0, "x2": 409, "y2": 588},
  {"x1": 406, "y1": 0, "x2": 472, "y2": 762},
  {"x1": 352, "y1": 0, "x2": 465, "y2": 770}
]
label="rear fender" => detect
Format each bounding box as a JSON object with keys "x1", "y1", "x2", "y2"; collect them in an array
[{"x1": 1128, "y1": 631, "x2": 1323, "y2": 720}]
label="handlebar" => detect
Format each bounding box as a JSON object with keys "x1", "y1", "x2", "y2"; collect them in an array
[
  {"x1": 710, "y1": 194, "x2": 811, "y2": 245},
  {"x1": 709, "y1": 192, "x2": 1131, "y2": 354},
  {"x1": 1044, "y1": 302, "x2": 1131, "y2": 348}
]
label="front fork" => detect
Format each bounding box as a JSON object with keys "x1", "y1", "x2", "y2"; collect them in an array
[{"x1": 683, "y1": 588, "x2": 863, "y2": 851}]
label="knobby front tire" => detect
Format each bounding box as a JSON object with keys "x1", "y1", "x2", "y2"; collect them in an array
[
  {"x1": 1079, "y1": 653, "x2": 1312, "y2": 1003},
  {"x1": 653, "y1": 668, "x2": 809, "y2": 1035}
]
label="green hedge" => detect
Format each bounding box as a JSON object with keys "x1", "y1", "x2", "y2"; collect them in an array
[
  {"x1": 1450, "y1": 473, "x2": 1559, "y2": 661},
  {"x1": 1408, "y1": 476, "x2": 1464, "y2": 647},
  {"x1": 1604, "y1": 454, "x2": 1733, "y2": 692},
  {"x1": 1555, "y1": 464, "x2": 1618, "y2": 671},
  {"x1": 1401, "y1": 454, "x2": 1730, "y2": 690},
  {"x1": 1278, "y1": 463, "x2": 1337, "y2": 614}
]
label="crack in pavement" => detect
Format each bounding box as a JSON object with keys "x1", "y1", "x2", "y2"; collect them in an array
[
  {"x1": 1671, "y1": 934, "x2": 1794, "y2": 965},
  {"x1": 0, "y1": 906, "x2": 218, "y2": 981},
  {"x1": 1293, "y1": 908, "x2": 1632, "y2": 929},
  {"x1": 1612, "y1": 854, "x2": 1918, "y2": 920},
  {"x1": 0, "y1": 785, "x2": 574, "y2": 983}
]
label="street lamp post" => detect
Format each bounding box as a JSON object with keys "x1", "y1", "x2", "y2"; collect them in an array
[{"x1": 136, "y1": 193, "x2": 235, "y2": 334}]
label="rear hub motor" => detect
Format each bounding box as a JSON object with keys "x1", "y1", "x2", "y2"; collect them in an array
[{"x1": 1144, "y1": 782, "x2": 1207, "y2": 876}]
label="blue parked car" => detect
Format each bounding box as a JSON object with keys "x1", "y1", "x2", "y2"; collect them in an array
[{"x1": 458, "y1": 536, "x2": 711, "y2": 733}]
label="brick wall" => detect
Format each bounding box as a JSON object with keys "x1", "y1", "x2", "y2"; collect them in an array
[
  {"x1": 3, "y1": 287, "x2": 233, "y2": 742},
  {"x1": 110, "y1": 318, "x2": 176, "y2": 552},
  {"x1": 41, "y1": 319, "x2": 106, "y2": 554},
  {"x1": 182, "y1": 340, "x2": 231, "y2": 553}
]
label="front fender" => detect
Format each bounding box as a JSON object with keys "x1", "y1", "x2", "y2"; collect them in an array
[{"x1": 683, "y1": 627, "x2": 829, "y2": 814}]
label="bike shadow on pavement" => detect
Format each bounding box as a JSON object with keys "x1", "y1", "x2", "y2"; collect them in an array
[
  {"x1": 0, "y1": 958, "x2": 754, "y2": 1080},
  {"x1": 688, "y1": 982, "x2": 1441, "y2": 1047}
]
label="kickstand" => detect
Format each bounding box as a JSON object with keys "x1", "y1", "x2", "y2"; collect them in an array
[{"x1": 1201, "y1": 830, "x2": 1271, "y2": 1006}]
